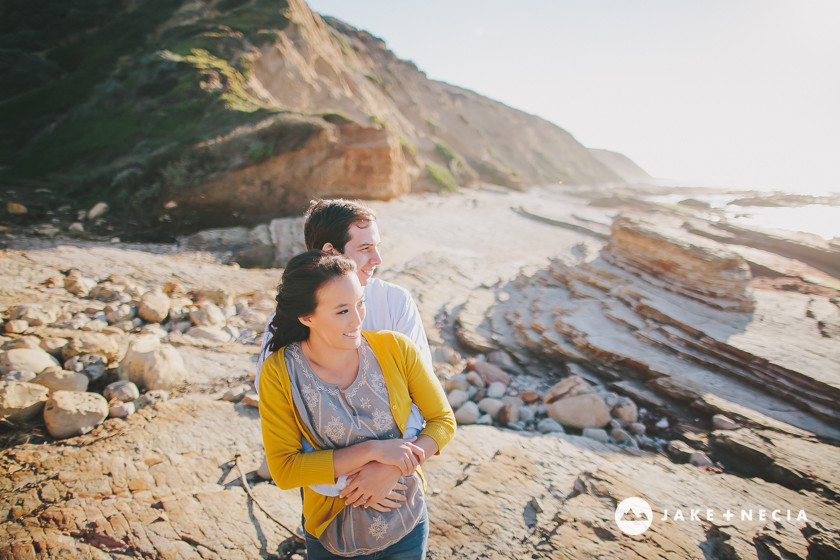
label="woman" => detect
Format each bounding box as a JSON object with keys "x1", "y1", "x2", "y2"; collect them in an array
[{"x1": 259, "y1": 250, "x2": 456, "y2": 559}]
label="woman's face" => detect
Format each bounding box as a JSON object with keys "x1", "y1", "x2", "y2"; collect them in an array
[{"x1": 300, "y1": 271, "x2": 366, "y2": 351}]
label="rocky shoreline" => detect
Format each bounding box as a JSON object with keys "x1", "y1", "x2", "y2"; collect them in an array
[{"x1": 1, "y1": 185, "x2": 839, "y2": 559}]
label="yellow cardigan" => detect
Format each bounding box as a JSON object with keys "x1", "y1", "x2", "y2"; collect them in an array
[{"x1": 258, "y1": 330, "x2": 456, "y2": 538}]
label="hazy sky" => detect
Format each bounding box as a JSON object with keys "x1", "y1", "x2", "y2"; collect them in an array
[{"x1": 306, "y1": 0, "x2": 840, "y2": 195}]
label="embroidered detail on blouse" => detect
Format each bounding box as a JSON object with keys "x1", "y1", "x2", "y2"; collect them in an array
[
  {"x1": 372, "y1": 408, "x2": 391, "y2": 431},
  {"x1": 324, "y1": 416, "x2": 346, "y2": 441},
  {"x1": 359, "y1": 396, "x2": 372, "y2": 409},
  {"x1": 368, "y1": 515, "x2": 389, "y2": 541}
]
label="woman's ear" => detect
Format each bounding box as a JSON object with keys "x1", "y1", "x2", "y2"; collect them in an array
[
  {"x1": 321, "y1": 242, "x2": 337, "y2": 255},
  {"x1": 299, "y1": 315, "x2": 313, "y2": 327}
]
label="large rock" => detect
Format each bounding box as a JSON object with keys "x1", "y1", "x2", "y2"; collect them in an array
[
  {"x1": 0, "y1": 348, "x2": 61, "y2": 375},
  {"x1": 43, "y1": 391, "x2": 109, "y2": 439},
  {"x1": 138, "y1": 290, "x2": 171, "y2": 323},
  {"x1": 61, "y1": 332, "x2": 121, "y2": 362},
  {"x1": 607, "y1": 216, "x2": 754, "y2": 311},
  {"x1": 121, "y1": 335, "x2": 186, "y2": 391},
  {"x1": 33, "y1": 367, "x2": 89, "y2": 392},
  {"x1": 0, "y1": 381, "x2": 50, "y2": 422},
  {"x1": 547, "y1": 393, "x2": 611, "y2": 429}
]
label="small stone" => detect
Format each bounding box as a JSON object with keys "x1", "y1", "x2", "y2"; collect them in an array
[
  {"x1": 537, "y1": 418, "x2": 565, "y2": 434},
  {"x1": 0, "y1": 347, "x2": 61, "y2": 375},
  {"x1": 2, "y1": 370, "x2": 36, "y2": 382},
  {"x1": 121, "y1": 335, "x2": 186, "y2": 391},
  {"x1": 487, "y1": 381, "x2": 506, "y2": 399},
  {"x1": 242, "y1": 391, "x2": 259, "y2": 407},
  {"x1": 5, "y1": 320, "x2": 29, "y2": 334},
  {"x1": 470, "y1": 359, "x2": 510, "y2": 386},
  {"x1": 81, "y1": 319, "x2": 108, "y2": 332},
  {"x1": 610, "y1": 428, "x2": 635, "y2": 445},
  {"x1": 0, "y1": 381, "x2": 50, "y2": 422},
  {"x1": 104, "y1": 380, "x2": 140, "y2": 402},
  {"x1": 68, "y1": 222, "x2": 84, "y2": 233},
  {"x1": 506, "y1": 420, "x2": 526, "y2": 431},
  {"x1": 40, "y1": 338, "x2": 69, "y2": 357},
  {"x1": 109, "y1": 401, "x2": 136, "y2": 418},
  {"x1": 432, "y1": 346, "x2": 461, "y2": 366},
  {"x1": 189, "y1": 302, "x2": 226, "y2": 327},
  {"x1": 223, "y1": 385, "x2": 250, "y2": 403},
  {"x1": 582, "y1": 427, "x2": 610, "y2": 443},
  {"x1": 477, "y1": 397, "x2": 505, "y2": 420},
  {"x1": 712, "y1": 414, "x2": 738, "y2": 430},
  {"x1": 690, "y1": 452, "x2": 714, "y2": 467},
  {"x1": 628, "y1": 422, "x2": 646, "y2": 435},
  {"x1": 611, "y1": 398, "x2": 639, "y2": 424},
  {"x1": 465, "y1": 371, "x2": 485, "y2": 388},
  {"x1": 666, "y1": 440, "x2": 693, "y2": 463},
  {"x1": 7, "y1": 201, "x2": 27, "y2": 214},
  {"x1": 105, "y1": 304, "x2": 134, "y2": 324},
  {"x1": 655, "y1": 417, "x2": 670, "y2": 430},
  {"x1": 497, "y1": 403, "x2": 519, "y2": 426},
  {"x1": 445, "y1": 374, "x2": 470, "y2": 392},
  {"x1": 184, "y1": 325, "x2": 232, "y2": 344},
  {"x1": 447, "y1": 389, "x2": 469, "y2": 410},
  {"x1": 518, "y1": 390, "x2": 541, "y2": 404},
  {"x1": 138, "y1": 291, "x2": 170, "y2": 323},
  {"x1": 87, "y1": 202, "x2": 109, "y2": 220},
  {"x1": 454, "y1": 401, "x2": 480, "y2": 425},
  {"x1": 61, "y1": 332, "x2": 121, "y2": 362},
  {"x1": 518, "y1": 406, "x2": 535, "y2": 424},
  {"x1": 64, "y1": 354, "x2": 107, "y2": 381},
  {"x1": 544, "y1": 375, "x2": 593, "y2": 404},
  {"x1": 3, "y1": 336, "x2": 41, "y2": 350},
  {"x1": 487, "y1": 350, "x2": 516, "y2": 371},
  {"x1": 476, "y1": 413, "x2": 493, "y2": 425},
  {"x1": 33, "y1": 367, "x2": 89, "y2": 392},
  {"x1": 138, "y1": 390, "x2": 169, "y2": 408}
]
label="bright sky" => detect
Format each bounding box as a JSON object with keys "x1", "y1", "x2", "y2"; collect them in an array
[{"x1": 306, "y1": 0, "x2": 840, "y2": 195}]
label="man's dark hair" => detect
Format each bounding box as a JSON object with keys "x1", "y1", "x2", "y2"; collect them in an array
[{"x1": 303, "y1": 199, "x2": 377, "y2": 252}]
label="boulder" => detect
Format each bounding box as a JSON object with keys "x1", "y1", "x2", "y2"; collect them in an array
[
  {"x1": 138, "y1": 291, "x2": 170, "y2": 323},
  {"x1": 547, "y1": 393, "x2": 611, "y2": 429},
  {"x1": 121, "y1": 335, "x2": 186, "y2": 391},
  {"x1": 0, "y1": 381, "x2": 50, "y2": 422},
  {"x1": 103, "y1": 380, "x2": 140, "y2": 402},
  {"x1": 33, "y1": 367, "x2": 89, "y2": 392},
  {"x1": 543, "y1": 375, "x2": 593, "y2": 404},
  {"x1": 0, "y1": 348, "x2": 61, "y2": 375},
  {"x1": 43, "y1": 391, "x2": 109, "y2": 439},
  {"x1": 61, "y1": 332, "x2": 121, "y2": 362}
]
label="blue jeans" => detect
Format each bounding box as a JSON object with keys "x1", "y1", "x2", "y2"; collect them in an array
[{"x1": 304, "y1": 506, "x2": 429, "y2": 560}]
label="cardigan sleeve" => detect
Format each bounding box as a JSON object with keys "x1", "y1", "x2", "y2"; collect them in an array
[
  {"x1": 258, "y1": 350, "x2": 336, "y2": 489},
  {"x1": 396, "y1": 333, "x2": 456, "y2": 454}
]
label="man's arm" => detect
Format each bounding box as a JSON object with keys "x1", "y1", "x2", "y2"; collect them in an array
[{"x1": 391, "y1": 289, "x2": 433, "y2": 372}]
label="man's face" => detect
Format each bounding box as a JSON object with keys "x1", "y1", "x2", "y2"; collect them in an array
[{"x1": 341, "y1": 221, "x2": 382, "y2": 286}]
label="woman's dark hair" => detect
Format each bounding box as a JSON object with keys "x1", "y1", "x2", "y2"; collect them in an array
[{"x1": 266, "y1": 250, "x2": 357, "y2": 353}]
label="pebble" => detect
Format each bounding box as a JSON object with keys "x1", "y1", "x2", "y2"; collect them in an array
[
  {"x1": 487, "y1": 381, "x2": 506, "y2": 399},
  {"x1": 447, "y1": 389, "x2": 469, "y2": 410},
  {"x1": 537, "y1": 418, "x2": 565, "y2": 434},
  {"x1": 454, "y1": 401, "x2": 479, "y2": 425}
]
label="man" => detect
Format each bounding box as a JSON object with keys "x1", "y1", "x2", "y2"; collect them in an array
[{"x1": 255, "y1": 198, "x2": 432, "y2": 389}]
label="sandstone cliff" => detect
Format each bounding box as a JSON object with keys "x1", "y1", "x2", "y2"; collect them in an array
[{"x1": 0, "y1": 0, "x2": 629, "y2": 237}]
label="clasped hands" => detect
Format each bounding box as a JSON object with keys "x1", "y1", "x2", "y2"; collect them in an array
[{"x1": 339, "y1": 437, "x2": 425, "y2": 512}]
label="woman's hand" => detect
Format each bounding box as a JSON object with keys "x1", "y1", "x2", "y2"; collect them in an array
[
  {"x1": 339, "y1": 463, "x2": 402, "y2": 508},
  {"x1": 369, "y1": 438, "x2": 425, "y2": 476}
]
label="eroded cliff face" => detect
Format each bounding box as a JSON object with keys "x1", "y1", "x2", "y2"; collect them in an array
[{"x1": 1, "y1": 0, "x2": 629, "y2": 236}]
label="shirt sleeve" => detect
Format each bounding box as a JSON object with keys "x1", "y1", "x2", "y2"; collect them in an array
[
  {"x1": 258, "y1": 351, "x2": 336, "y2": 489},
  {"x1": 391, "y1": 288, "x2": 434, "y2": 373},
  {"x1": 254, "y1": 314, "x2": 273, "y2": 393}
]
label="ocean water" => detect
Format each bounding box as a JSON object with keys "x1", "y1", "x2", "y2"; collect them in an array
[{"x1": 647, "y1": 190, "x2": 840, "y2": 241}]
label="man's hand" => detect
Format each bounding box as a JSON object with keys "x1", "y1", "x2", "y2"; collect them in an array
[
  {"x1": 339, "y1": 463, "x2": 402, "y2": 508},
  {"x1": 369, "y1": 438, "x2": 425, "y2": 476}
]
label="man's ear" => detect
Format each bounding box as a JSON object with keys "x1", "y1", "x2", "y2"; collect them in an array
[{"x1": 321, "y1": 243, "x2": 337, "y2": 255}]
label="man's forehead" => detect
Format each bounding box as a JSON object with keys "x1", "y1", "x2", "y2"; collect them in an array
[{"x1": 347, "y1": 221, "x2": 380, "y2": 244}]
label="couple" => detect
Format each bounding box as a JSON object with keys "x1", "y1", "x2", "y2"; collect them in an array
[{"x1": 257, "y1": 200, "x2": 456, "y2": 559}]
